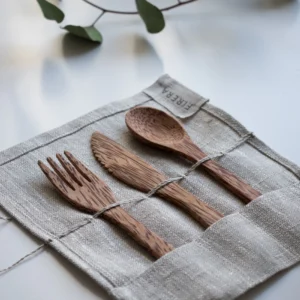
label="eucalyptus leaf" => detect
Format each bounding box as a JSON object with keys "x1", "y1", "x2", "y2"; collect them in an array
[
  {"x1": 64, "y1": 25, "x2": 103, "y2": 43},
  {"x1": 37, "y1": 0, "x2": 64, "y2": 23},
  {"x1": 136, "y1": 0, "x2": 165, "y2": 33}
]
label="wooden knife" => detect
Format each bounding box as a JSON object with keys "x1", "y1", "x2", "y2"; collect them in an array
[{"x1": 91, "y1": 132, "x2": 223, "y2": 228}]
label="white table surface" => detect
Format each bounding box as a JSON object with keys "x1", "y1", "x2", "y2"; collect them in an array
[{"x1": 1, "y1": 0, "x2": 300, "y2": 299}]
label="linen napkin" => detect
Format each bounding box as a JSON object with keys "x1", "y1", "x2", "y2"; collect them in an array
[{"x1": 1, "y1": 75, "x2": 300, "y2": 300}]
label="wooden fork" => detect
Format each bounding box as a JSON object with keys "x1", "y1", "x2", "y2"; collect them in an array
[{"x1": 38, "y1": 151, "x2": 174, "y2": 259}]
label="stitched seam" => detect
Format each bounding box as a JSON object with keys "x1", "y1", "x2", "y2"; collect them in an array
[
  {"x1": 201, "y1": 106, "x2": 300, "y2": 181},
  {"x1": 248, "y1": 140, "x2": 300, "y2": 180},
  {"x1": 0, "y1": 99, "x2": 152, "y2": 167}
]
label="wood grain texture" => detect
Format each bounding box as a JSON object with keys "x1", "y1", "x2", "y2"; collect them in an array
[
  {"x1": 125, "y1": 107, "x2": 262, "y2": 204},
  {"x1": 91, "y1": 132, "x2": 223, "y2": 228},
  {"x1": 38, "y1": 151, "x2": 173, "y2": 259}
]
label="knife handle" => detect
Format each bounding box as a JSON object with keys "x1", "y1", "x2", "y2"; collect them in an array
[
  {"x1": 104, "y1": 206, "x2": 174, "y2": 259},
  {"x1": 158, "y1": 182, "x2": 223, "y2": 228}
]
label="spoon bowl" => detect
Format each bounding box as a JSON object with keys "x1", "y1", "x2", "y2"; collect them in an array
[{"x1": 125, "y1": 107, "x2": 185, "y2": 146}]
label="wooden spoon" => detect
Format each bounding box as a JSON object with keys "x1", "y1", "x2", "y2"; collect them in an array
[{"x1": 125, "y1": 107, "x2": 261, "y2": 204}]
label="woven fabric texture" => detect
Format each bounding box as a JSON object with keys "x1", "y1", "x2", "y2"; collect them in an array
[{"x1": 0, "y1": 75, "x2": 299, "y2": 300}]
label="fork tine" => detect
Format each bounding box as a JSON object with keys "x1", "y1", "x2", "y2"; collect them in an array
[
  {"x1": 56, "y1": 153, "x2": 85, "y2": 186},
  {"x1": 38, "y1": 160, "x2": 73, "y2": 196},
  {"x1": 47, "y1": 157, "x2": 75, "y2": 190},
  {"x1": 64, "y1": 151, "x2": 98, "y2": 182}
]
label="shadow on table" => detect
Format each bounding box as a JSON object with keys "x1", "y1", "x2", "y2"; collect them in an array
[
  {"x1": 62, "y1": 33, "x2": 101, "y2": 59},
  {"x1": 0, "y1": 220, "x2": 11, "y2": 232},
  {"x1": 132, "y1": 34, "x2": 163, "y2": 82}
]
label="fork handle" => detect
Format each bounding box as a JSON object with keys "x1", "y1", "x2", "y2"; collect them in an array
[{"x1": 104, "y1": 207, "x2": 174, "y2": 259}]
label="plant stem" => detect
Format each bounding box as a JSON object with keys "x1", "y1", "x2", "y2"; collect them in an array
[
  {"x1": 83, "y1": 0, "x2": 198, "y2": 16},
  {"x1": 92, "y1": 11, "x2": 105, "y2": 26}
]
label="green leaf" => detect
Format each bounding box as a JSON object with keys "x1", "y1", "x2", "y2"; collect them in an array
[
  {"x1": 37, "y1": 0, "x2": 64, "y2": 23},
  {"x1": 136, "y1": 0, "x2": 165, "y2": 34},
  {"x1": 64, "y1": 25, "x2": 103, "y2": 43}
]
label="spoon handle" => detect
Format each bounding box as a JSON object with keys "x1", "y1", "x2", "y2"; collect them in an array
[
  {"x1": 104, "y1": 206, "x2": 174, "y2": 259},
  {"x1": 181, "y1": 141, "x2": 262, "y2": 203},
  {"x1": 158, "y1": 183, "x2": 223, "y2": 228}
]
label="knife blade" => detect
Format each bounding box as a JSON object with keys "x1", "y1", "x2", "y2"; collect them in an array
[{"x1": 91, "y1": 132, "x2": 223, "y2": 228}]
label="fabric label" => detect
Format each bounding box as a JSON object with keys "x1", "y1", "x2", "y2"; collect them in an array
[{"x1": 143, "y1": 74, "x2": 209, "y2": 118}]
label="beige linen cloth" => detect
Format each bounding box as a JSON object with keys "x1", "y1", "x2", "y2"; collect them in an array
[{"x1": 1, "y1": 75, "x2": 300, "y2": 300}]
